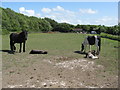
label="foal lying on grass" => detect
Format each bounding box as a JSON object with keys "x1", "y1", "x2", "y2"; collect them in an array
[{"x1": 85, "y1": 50, "x2": 99, "y2": 59}]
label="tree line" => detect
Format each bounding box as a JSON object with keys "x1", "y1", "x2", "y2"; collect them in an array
[{"x1": 1, "y1": 7, "x2": 120, "y2": 35}]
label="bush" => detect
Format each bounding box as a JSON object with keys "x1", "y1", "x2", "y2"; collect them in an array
[
  {"x1": 1, "y1": 29, "x2": 9, "y2": 35},
  {"x1": 100, "y1": 33, "x2": 120, "y2": 41},
  {"x1": 54, "y1": 23, "x2": 71, "y2": 32}
]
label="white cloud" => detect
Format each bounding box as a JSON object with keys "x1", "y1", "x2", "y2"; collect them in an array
[
  {"x1": 19, "y1": 7, "x2": 35, "y2": 16},
  {"x1": 40, "y1": 6, "x2": 100, "y2": 25},
  {"x1": 41, "y1": 8, "x2": 51, "y2": 13},
  {"x1": 36, "y1": 14, "x2": 41, "y2": 17},
  {"x1": 25, "y1": 10, "x2": 35, "y2": 16},
  {"x1": 94, "y1": 16, "x2": 118, "y2": 26},
  {"x1": 41, "y1": 6, "x2": 77, "y2": 24},
  {"x1": 60, "y1": 20, "x2": 70, "y2": 24},
  {"x1": 53, "y1": 6, "x2": 64, "y2": 11},
  {"x1": 19, "y1": 6, "x2": 117, "y2": 26},
  {"x1": 79, "y1": 8, "x2": 97, "y2": 14},
  {"x1": 19, "y1": 7, "x2": 41, "y2": 17},
  {"x1": 19, "y1": 7, "x2": 25, "y2": 12}
]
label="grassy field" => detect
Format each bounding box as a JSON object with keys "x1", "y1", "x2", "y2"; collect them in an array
[{"x1": 2, "y1": 33, "x2": 118, "y2": 74}]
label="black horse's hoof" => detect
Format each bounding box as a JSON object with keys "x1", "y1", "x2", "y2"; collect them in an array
[{"x1": 9, "y1": 50, "x2": 15, "y2": 54}]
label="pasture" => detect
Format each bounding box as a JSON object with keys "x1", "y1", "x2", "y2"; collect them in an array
[{"x1": 2, "y1": 33, "x2": 118, "y2": 88}]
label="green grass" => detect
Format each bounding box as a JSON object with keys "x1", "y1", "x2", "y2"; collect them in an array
[{"x1": 1, "y1": 33, "x2": 118, "y2": 74}]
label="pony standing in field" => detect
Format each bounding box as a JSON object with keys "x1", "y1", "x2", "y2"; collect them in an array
[
  {"x1": 81, "y1": 35, "x2": 101, "y2": 55},
  {"x1": 10, "y1": 30, "x2": 28, "y2": 53}
]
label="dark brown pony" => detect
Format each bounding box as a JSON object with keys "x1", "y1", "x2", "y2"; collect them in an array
[{"x1": 10, "y1": 30, "x2": 28, "y2": 53}]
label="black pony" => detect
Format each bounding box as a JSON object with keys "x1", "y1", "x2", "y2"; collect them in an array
[{"x1": 10, "y1": 30, "x2": 28, "y2": 53}]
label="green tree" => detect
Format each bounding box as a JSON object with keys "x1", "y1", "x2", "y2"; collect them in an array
[
  {"x1": 44, "y1": 17, "x2": 58, "y2": 31},
  {"x1": 54, "y1": 23, "x2": 71, "y2": 32}
]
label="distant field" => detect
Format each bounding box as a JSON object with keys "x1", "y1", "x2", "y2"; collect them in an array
[{"x1": 2, "y1": 33, "x2": 118, "y2": 74}]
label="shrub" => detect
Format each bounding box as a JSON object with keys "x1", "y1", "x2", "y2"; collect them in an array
[
  {"x1": 1, "y1": 29, "x2": 9, "y2": 35},
  {"x1": 100, "y1": 33, "x2": 120, "y2": 41}
]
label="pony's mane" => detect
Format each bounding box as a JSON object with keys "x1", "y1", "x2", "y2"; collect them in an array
[{"x1": 19, "y1": 30, "x2": 27, "y2": 35}]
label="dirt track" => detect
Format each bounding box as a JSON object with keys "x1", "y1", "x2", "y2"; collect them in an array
[{"x1": 3, "y1": 56, "x2": 118, "y2": 88}]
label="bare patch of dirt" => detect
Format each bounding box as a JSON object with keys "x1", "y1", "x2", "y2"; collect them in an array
[{"x1": 3, "y1": 56, "x2": 118, "y2": 88}]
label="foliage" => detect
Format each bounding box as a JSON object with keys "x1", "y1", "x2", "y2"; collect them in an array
[
  {"x1": 54, "y1": 23, "x2": 72, "y2": 32},
  {"x1": 44, "y1": 17, "x2": 58, "y2": 31},
  {"x1": 100, "y1": 33, "x2": 120, "y2": 41},
  {"x1": 0, "y1": 29, "x2": 9, "y2": 35},
  {"x1": 1, "y1": 7, "x2": 52, "y2": 34},
  {"x1": 74, "y1": 24, "x2": 119, "y2": 35}
]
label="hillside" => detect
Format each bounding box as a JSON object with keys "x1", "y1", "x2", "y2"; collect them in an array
[{"x1": 1, "y1": 7, "x2": 52, "y2": 34}]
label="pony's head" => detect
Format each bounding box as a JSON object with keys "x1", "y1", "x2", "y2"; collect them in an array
[{"x1": 21, "y1": 30, "x2": 28, "y2": 40}]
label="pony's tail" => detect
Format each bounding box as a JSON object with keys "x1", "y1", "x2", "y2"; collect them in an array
[
  {"x1": 10, "y1": 33, "x2": 12, "y2": 40},
  {"x1": 10, "y1": 33, "x2": 14, "y2": 51}
]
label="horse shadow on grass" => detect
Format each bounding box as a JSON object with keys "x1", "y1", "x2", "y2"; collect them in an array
[
  {"x1": 0, "y1": 50, "x2": 15, "y2": 54},
  {"x1": 74, "y1": 50, "x2": 88, "y2": 58},
  {"x1": 74, "y1": 51, "x2": 87, "y2": 55}
]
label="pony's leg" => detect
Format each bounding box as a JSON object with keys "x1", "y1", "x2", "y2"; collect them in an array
[
  {"x1": 23, "y1": 42, "x2": 26, "y2": 52},
  {"x1": 95, "y1": 41, "x2": 99, "y2": 55},
  {"x1": 13, "y1": 43, "x2": 16, "y2": 50},
  {"x1": 19, "y1": 43, "x2": 22, "y2": 53},
  {"x1": 89, "y1": 45, "x2": 91, "y2": 52},
  {"x1": 84, "y1": 45, "x2": 87, "y2": 53},
  {"x1": 10, "y1": 40, "x2": 13, "y2": 51},
  {"x1": 96, "y1": 46, "x2": 99, "y2": 55}
]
